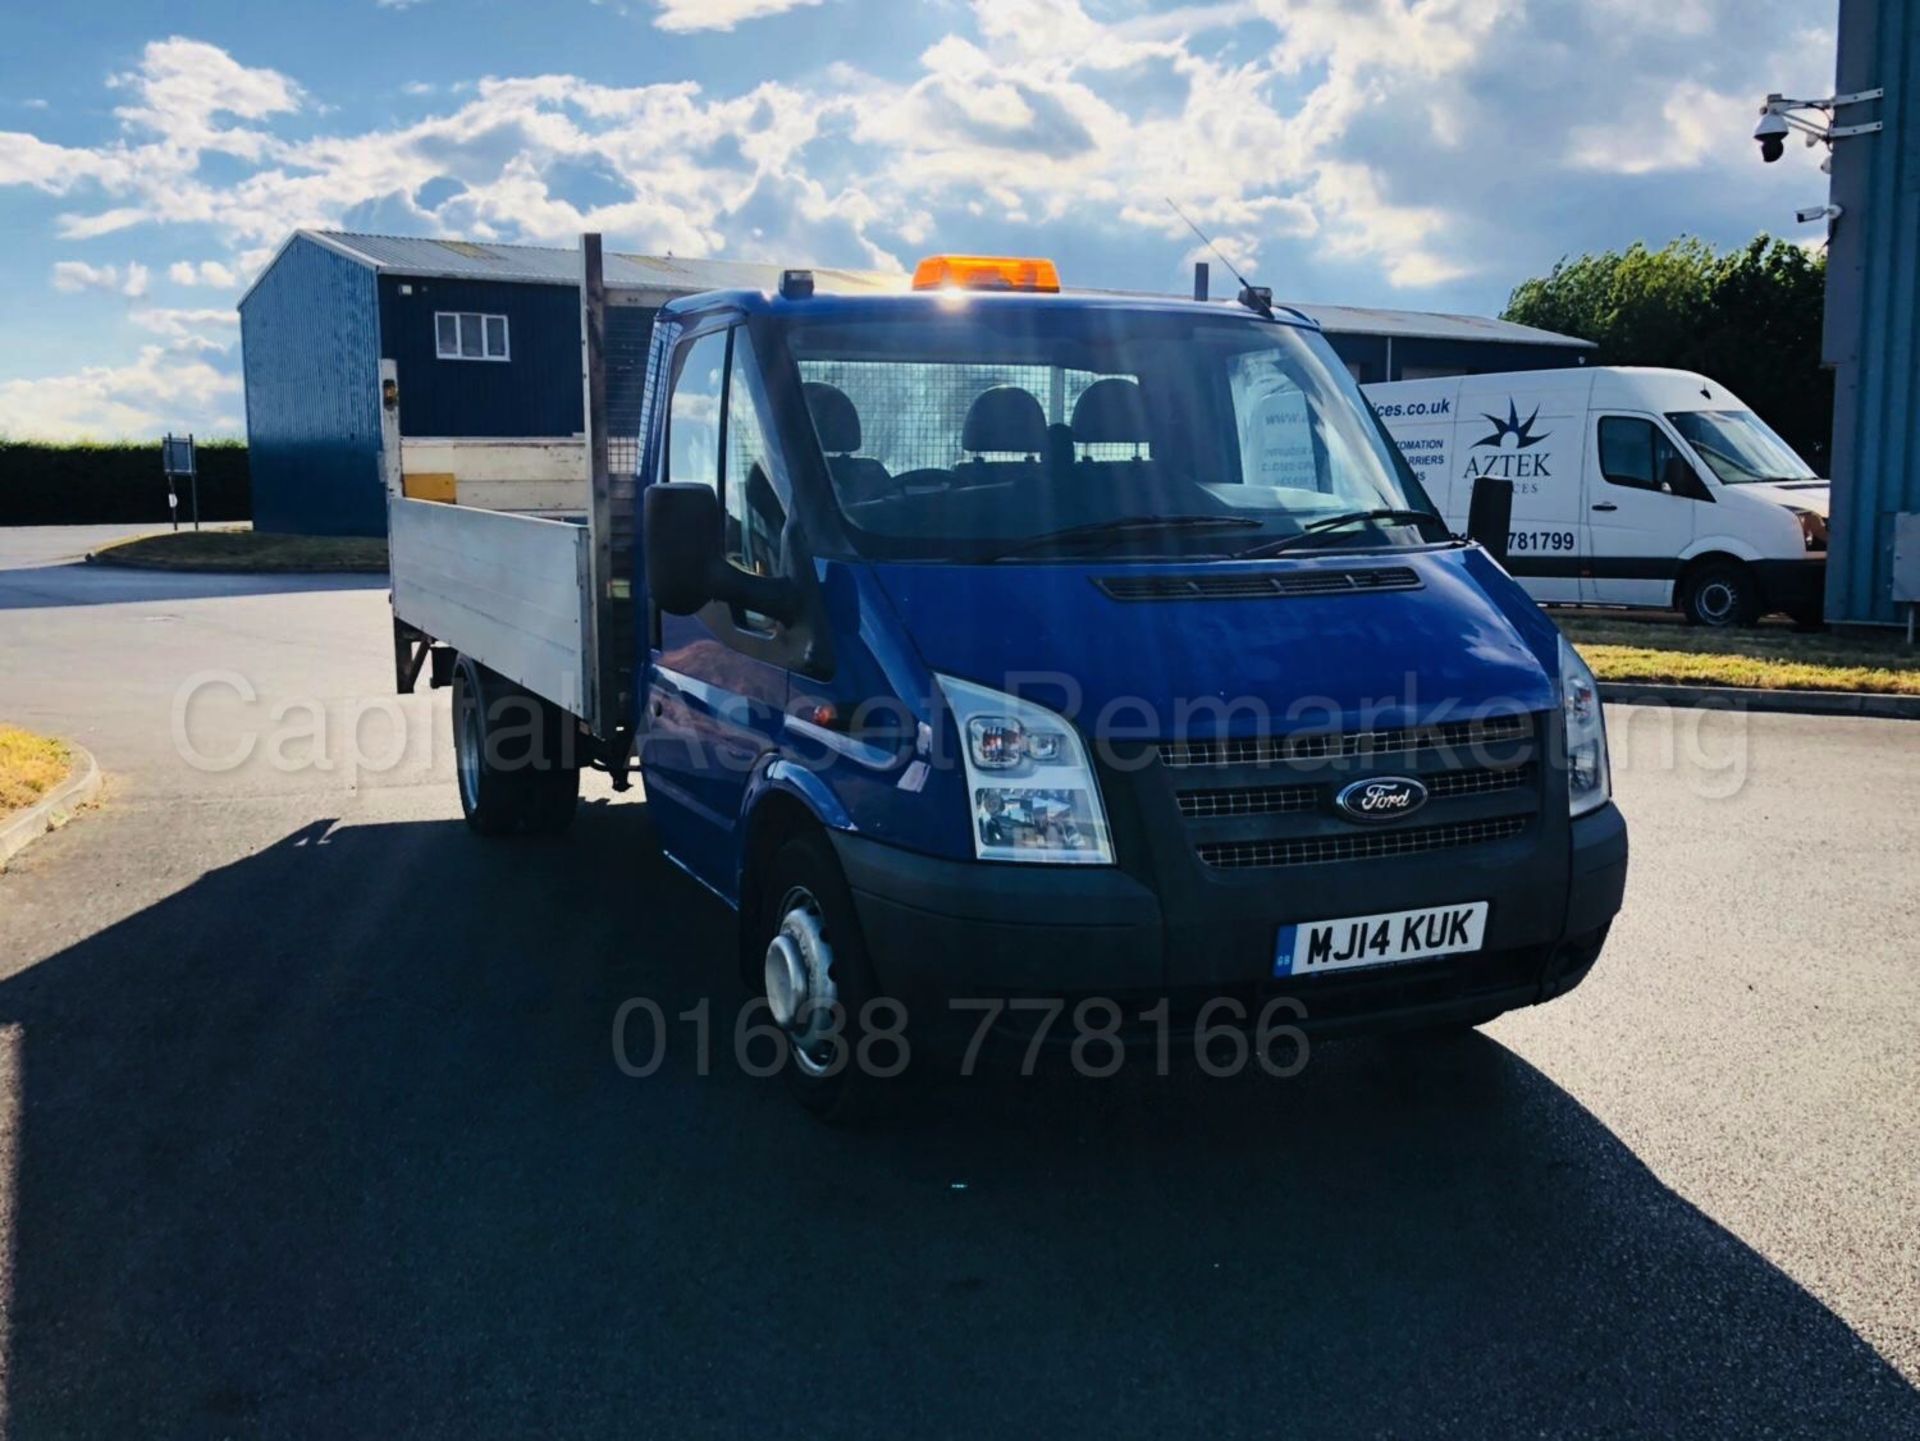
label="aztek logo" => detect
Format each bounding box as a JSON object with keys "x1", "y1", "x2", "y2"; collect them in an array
[{"x1": 1463, "y1": 398, "x2": 1554, "y2": 479}]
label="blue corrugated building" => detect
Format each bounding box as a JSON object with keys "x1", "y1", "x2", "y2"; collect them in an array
[
  {"x1": 238, "y1": 229, "x2": 1593, "y2": 536},
  {"x1": 1822, "y1": 0, "x2": 1917, "y2": 626}
]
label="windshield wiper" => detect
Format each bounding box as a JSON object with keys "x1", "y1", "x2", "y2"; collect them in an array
[
  {"x1": 990, "y1": 515, "x2": 1263, "y2": 560},
  {"x1": 1233, "y1": 508, "x2": 1447, "y2": 559}
]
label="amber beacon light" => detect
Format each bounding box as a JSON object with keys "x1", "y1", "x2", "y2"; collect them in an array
[{"x1": 911, "y1": 254, "x2": 1062, "y2": 292}]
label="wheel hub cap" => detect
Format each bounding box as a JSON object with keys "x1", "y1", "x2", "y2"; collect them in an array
[{"x1": 764, "y1": 894, "x2": 839, "y2": 1076}]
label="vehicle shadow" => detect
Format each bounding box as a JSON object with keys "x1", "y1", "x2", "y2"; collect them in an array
[
  {"x1": 1, "y1": 805, "x2": 1913, "y2": 1437},
  {"x1": 0, "y1": 560, "x2": 388, "y2": 611}
]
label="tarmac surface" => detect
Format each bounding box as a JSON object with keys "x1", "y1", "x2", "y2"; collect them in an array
[{"x1": 0, "y1": 527, "x2": 1916, "y2": 1437}]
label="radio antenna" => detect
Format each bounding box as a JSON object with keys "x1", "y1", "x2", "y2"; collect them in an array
[{"x1": 1167, "y1": 198, "x2": 1272, "y2": 318}]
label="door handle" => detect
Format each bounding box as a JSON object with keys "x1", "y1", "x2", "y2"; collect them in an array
[{"x1": 1591, "y1": 503, "x2": 1618, "y2": 512}]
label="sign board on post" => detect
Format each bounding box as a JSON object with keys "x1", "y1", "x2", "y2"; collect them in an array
[{"x1": 161, "y1": 433, "x2": 199, "y2": 532}]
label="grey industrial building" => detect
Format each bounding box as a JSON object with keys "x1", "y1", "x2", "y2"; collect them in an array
[{"x1": 1820, "y1": 0, "x2": 1919, "y2": 626}]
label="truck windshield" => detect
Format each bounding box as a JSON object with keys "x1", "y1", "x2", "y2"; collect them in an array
[
  {"x1": 785, "y1": 305, "x2": 1441, "y2": 561},
  {"x1": 1666, "y1": 409, "x2": 1817, "y2": 485}
]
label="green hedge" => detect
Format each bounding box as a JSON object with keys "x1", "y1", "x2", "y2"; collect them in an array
[{"x1": 0, "y1": 442, "x2": 250, "y2": 526}]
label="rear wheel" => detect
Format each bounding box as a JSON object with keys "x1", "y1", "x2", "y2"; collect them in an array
[
  {"x1": 451, "y1": 654, "x2": 579, "y2": 836},
  {"x1": 1680, "y1": 559, "x2": 1759, "y2": 628}
]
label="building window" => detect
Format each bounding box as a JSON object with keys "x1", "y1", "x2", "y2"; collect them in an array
[{"x1": 435, "y1": 312, "x2": 510, "y2": 362}]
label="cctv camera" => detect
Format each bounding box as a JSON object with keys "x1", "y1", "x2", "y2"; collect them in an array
[
  {"x1": 1755, "y1": 108, "x2": 1789, "y2": 163},
  {"x1": 1796, "y1": 203, "x2": 1842, "y2": 224}
]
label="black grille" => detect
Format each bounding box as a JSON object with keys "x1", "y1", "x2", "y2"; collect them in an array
[
  {"x1": 1197, "y1": 816, "x2": 1530, "y2": 870},
  {"x1": 1159, "y1": 714, "x2": 1530, "y2": 769},
  {"x1": 1098, "y1": 567, "x2": 1421, "y2": 602},
  {"x1": 1426, "y1": 763, "x2": 1534, "y2": 799},
  {"x1": 1175, "y1": 763, "x2": 1532, "y2": 819},
  {"x1": 1175, "y1": 783, "x2": 1316, "y2": 819}
]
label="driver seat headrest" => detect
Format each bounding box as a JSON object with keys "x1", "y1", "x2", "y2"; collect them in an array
[
  {"x1": 803, "y1": 382, "x2": 862, "y2": 454},
  {"x1": 962, "y1": 386, "x2": 1047, "y2": 456},
  {"x1": 1070, "y1": 377, "x2": 1150, "y2": 446}
]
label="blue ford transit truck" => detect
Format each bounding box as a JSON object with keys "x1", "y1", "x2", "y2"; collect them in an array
[{"x1": 387, "y1": 244, "x2": 1628, "y2": 1118}]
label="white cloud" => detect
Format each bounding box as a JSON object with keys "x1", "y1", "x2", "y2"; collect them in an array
[
  {"x1": 112, "y1": 35, "x2": 302, "y2": 149},
  {"x1": 167, "y1": 259, "x2": 240, "y2": 288},
  {"x1": 51, "y1": 260, "x2": 119, "y2": 293},
  {"x1": 652, "y1": 0, "x2": 823, "y2": 32},
  {"x1": 50, "y1": 260, "x2": 150, "y2": 297},
  {"x1": 0, "y1": 346, "x2": 240, "y2": 442},
  {"x1": 1565, "y1": 25, "x2": 1833, "y2": 176},
  {"x1": 0, "y1": 4, "x2": 1845, "y2": 436},
  {"x1": 3, "y1": 5, "x2": 1822, "y2": 296},
  {"x1": 129, "y1": 307, "x2": 240, "y2": 348}
]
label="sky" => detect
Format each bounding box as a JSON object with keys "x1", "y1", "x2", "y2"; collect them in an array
[{"x1": 0, "y1": 0, "x2": 1840, "y2": 441}]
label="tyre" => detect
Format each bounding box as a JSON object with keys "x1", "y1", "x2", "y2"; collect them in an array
[
  {"x1": 1680, "y1": 559, "x2": 1759, "y2": 628},
  {"x1": 451, "y1": 654, "x2": 580, "y2": 836},
  {"x1": 753, "y1": 832, "x2": 905, "y2": 1123}
]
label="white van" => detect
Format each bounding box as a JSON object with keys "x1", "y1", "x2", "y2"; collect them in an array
[{"x1": 1364, "y1": 367, "x2": 1829, "y2": 625}]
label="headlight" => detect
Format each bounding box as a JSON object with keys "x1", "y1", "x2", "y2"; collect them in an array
[
  {"x1": 1559, "y1": 637, "x2": 1611, "y2": 818},
  {"x1": 1788, "y1": 506, "x2": 1828, "y2": 552},
  {"x1": 938, "y1": 674, "x2": 1114, "y2": 865}
]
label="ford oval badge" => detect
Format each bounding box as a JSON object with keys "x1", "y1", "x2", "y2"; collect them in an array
[{"x1": 1335, "y1": 775, "x2": 1429, "y2": 824}]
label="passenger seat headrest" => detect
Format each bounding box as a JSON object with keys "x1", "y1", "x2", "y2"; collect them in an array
[
  {"x1": 962, "y1": 386, "x2": 1048, "y2": 455},
  {"x1": 804, "y1": 382, "x2": 862, "y2": 454},
  {"x1": 1070, "y1": 377, "x2": 1151, "y2": 445}
]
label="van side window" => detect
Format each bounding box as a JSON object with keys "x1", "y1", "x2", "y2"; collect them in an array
[
  {"x1": 723, "y1": 332, "x2": 788, "y2": 583},
  {"x1": 1598, "y1": 416, "x2": 1684, "y2": 493},
  {"x1": 666, "y1": 329, "x2": 729, "y2": 490}
]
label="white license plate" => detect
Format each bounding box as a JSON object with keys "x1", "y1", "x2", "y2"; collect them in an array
[{"x1": 1275, "y1": 902, "x2": 1489, "y2": 978}]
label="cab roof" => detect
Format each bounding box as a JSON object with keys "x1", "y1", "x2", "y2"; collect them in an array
[{"x1": 657, "y1": 285, "x2": 1321, "y2": 330}]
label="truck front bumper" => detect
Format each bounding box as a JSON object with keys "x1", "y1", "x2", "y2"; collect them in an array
[{"x1": 830, "y1": 802, "x2": 1627, "y2": 1055}]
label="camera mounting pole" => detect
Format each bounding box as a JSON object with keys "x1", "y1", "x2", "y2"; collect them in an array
[{"x1": 1759, "y1": 89, "x2": 1885, "y2": 146}]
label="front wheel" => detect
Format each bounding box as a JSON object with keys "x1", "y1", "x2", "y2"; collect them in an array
[
  {"x1": 754, "y1": 832, "x2": 907, "y2": 1123},
  {"x1": 451, "y1": 655, "x2": 580, "y2": 836},
  {"x1": 1680, "y1": 560, "x2": 1759, "y2": 628}
]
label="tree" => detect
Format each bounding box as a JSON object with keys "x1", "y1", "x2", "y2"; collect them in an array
[{"x1": 1502, "y1": 236, "x2": 1832, "y2": 469}]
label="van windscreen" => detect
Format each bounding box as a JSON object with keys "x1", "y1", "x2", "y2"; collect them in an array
[
  {"x1": 1666, "y1": 409, "x2": 1817, "y2": 485},
  {"x1": 784, "y1": 307, "x2": 1442, "y2": 562}
]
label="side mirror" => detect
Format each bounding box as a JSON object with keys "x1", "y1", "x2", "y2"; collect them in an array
[
  {"x1": 643, "y1": 481, "x2": 803, "y2": 624},
  {"x1": 645, "y1": 482, "x2": 724, "y2": 615},
  {"x1": 1466, "y1": 476, "x2": 1514, "y2": 564}
]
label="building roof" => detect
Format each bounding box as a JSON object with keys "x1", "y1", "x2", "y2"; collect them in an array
[
  {"x1": 1278, "y1": 300, "x2": 1595, "y2": 349},
  {"x1": 243, "y1": 229, "x2": 1594, "y2": 350},
  {"x1": 244, "y1": 230, "x2": 902, "y2": 302}
]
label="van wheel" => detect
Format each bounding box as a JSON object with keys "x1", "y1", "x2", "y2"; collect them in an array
[
  {"x1": 1680, "y1": 560, "x2": 1758, "y2": 628},
  {"x1": 754, "y1": 832, "x2": 904, "y2": 1124},
  {"x1": 451, "y1": 654, "x2": 580, "y2": 836}
]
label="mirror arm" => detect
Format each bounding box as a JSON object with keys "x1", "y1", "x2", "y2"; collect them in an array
[{"x1": 717, "y1": 565, "x2": 802, "y2": 625}]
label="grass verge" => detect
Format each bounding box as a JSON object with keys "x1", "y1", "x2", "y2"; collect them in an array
[
  {"x1": 1559, "y1": 616, "x2": 1920, "y2": 695},
  {"x1": 0, "y1": 726, "x2": 73, "y2": 819},
  {"x1": 90, "y1": 528, "x2": 388, "y2": 573}
]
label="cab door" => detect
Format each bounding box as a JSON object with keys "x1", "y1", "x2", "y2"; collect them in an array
[
  {"x1": 640, "y1": 321, "x2": 800, "y2": 896},
  {"x1": 1584, "y1": 413, "x2": 1702, "y2": 607}
]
